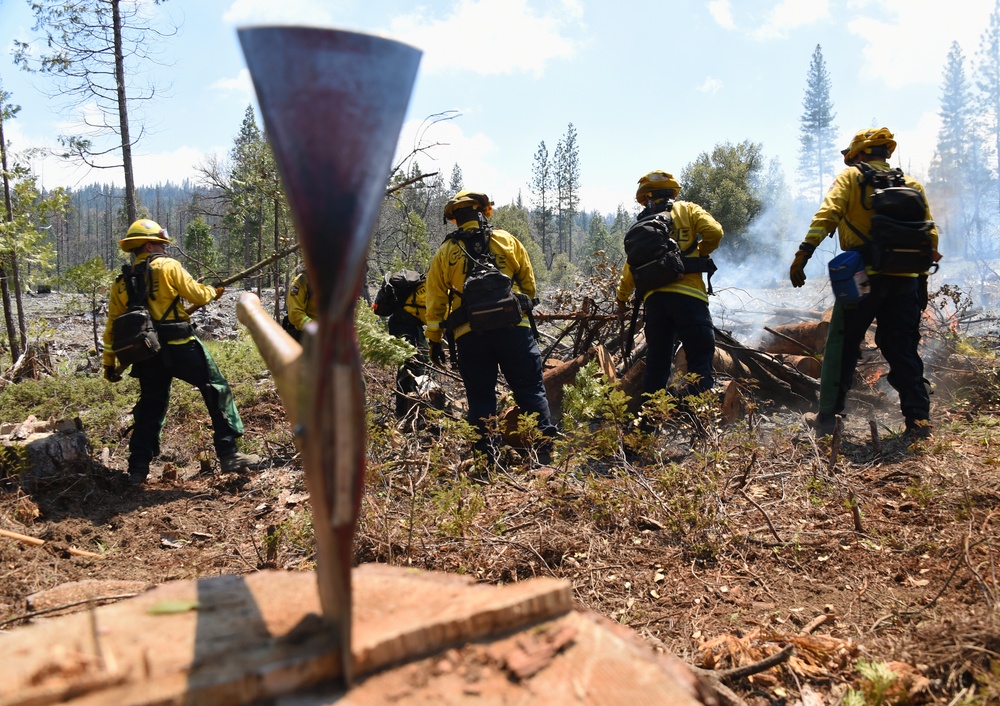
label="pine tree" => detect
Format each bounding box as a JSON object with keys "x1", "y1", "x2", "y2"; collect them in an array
[
  {"x1": 798, "y1": 44, "x2": 838, "y2": 202},
  {"x1": 931, "y1": 41, "x2": 976, "y2": 258},
  {"x1": 448, "y1": 163, "x2": 463, "y2": 194},
  {"x1": 554, "y1": 123, "x2": 580, "y2": 262},
  {"x1": 530, "y1": 141, "x2": 554, "y2": 268},
  {"x1": 183, "y1": 216, "x2": 220, "y2": 280},
  {"x1": 976, "y1": 0, "x2": 1000, "y2": 218}
]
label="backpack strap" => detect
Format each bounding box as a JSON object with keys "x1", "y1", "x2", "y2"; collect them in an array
[{"x1": 129, "y1": 255, "x2": 182, "y2": 325}]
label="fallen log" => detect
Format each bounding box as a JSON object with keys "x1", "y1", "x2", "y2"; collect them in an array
[
  {"x1": 776, "y1": 354, "x2": 822, "y2": 379},
  {"x1": 715, "y1": 329, "x2": 819, "y2": 405},
  {"x1": 502, "y1": 345, "x2": 616, "y2": 439},
  {"x1": 720, "y1": 380, "x2": 751, "y2": 424},
  {"x1": 761, "y1": 322, "x2": 828, "y2": 356},
  {"x1": 533, "y1": 312, "x2": 617, "y2": 323},
  {"x1": 772, "y1": 306, "x2": 824, "y2": 320}
]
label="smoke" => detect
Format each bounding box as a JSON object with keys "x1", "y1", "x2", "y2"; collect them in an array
[{"x1": 708, "y1": 197, "x2": 835, "y2": 347}]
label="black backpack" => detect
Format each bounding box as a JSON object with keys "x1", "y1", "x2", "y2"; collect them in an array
[
  {"x1": 111, "y1": 260, "x2": 162, "y2": 366},
  {"x1": 373, "y1": 269, "x2": 425, "y2": 318},
  {"x1": 844, "y1": 164, "x2": 936, "y2": 274},
  {"x1": 624, "y1": 205, "x2": 703, "y2": 294},
  {"x1": 446, "y1": 229, "x2": 522, "y2": 332}
]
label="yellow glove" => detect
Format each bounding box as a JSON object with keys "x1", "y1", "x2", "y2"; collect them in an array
[{"x1": 789, "y1": 248, "x2": 812, "y2": 288}]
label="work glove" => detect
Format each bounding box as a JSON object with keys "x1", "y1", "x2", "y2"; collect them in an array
[
  {"x1": 616, "y1": 298, "x2": 627, "y2": 324},
  {"x1": 214, "y1": 286, "x2": 225, "y2": 300},
  {"x1": 789, "y1": 246, "x2": 813, "y2": 288},
  {"x1": 429, "y1": 340, "x2": 447, "y2": 367},
  {"x1": 104, "y1": 365, "x2": 122, "y2": 383}
]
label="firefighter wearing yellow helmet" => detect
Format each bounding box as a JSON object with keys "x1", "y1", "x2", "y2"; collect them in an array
[
  {"x1": 788, "y1": 128, "x2": 940, "y2": 439},
  {"x1": 616, "y1": 171, "x2": 724, "y2": 400},
  {"x1": 425, "y1": 190, "x2": 557, "y2": 465},
  {"x1": 102, "y1": 218, "x2": 260, "y2": 485}
]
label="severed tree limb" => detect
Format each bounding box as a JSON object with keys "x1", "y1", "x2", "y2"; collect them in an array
[
  {"x1": 740, "y1": 488, "x2": 782, "y2": 543},
  {"x1": 869, "y1": 418, "x2": 882, "y2": 458},
  {"x1": 846, "y1": 488, "x2": 865, "y2": 534},
  {"x1": 0, "y1": 528, "x2": 102, "y2": 558},
  {"x1": 827, "y1": 417, "x2": 843, "y2": 472},
  {"x1": 691, "y1": 644, "x2": 796, "y2": 706},
  {"x1": 184, "y1": 242, "x2": 302, "y2": 315},
  {"x1": 763, "y1": 325, "x2": 819, "y2": 357},
  {"x1": 385, "y1": 171, "x2": 439, "y2": 195},
  {"x1": 692, "y1": 643, "x2": 796, "y2": 682},
  {"x1": 800, "y1": 613, "x2": 830, "y2": 635},
  {"x1": 0, "y1": 593, "x2": 141, "y2": 629}
]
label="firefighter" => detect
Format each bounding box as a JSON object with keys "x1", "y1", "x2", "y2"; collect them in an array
[
  {"x1": 283, "y1": 270, "x2": 315, "y2": 341},
  {"x1": 616, "y1": 171, "x2": 724, "y2": 400},
  {"x1": 788, "y1": 127, "x2": 940, "y2": 438},
  {"x1": 384, "y1": 272, "x2": 428, "y2": 419},
  {"x1": 102, "y1": 219, "x2": 260, "y2": 485},
  {"x1": 424, "y1": 190, "x2": 557, "y2": 463}
]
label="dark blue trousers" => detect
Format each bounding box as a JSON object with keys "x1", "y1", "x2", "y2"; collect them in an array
[
  {"x1": 455, "y1": 325, "x2": 557, "y2": 441},
  {"x1": 823, "y1": 275, "x2": 929, "y2": 424},
  {"x1": 642, "y1": 291, "x2": 715, "y2": 396},
  {"x1": 388, "y1": 312, "x2": 426, "y2": 417}
]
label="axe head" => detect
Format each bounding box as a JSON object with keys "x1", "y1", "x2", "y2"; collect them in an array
[
  {"x1": 238, "y1": 26, "x2": 421, "y2": 320},
  {"x1": 237, "y1": 26, "x2": 421, "y2": 686}
]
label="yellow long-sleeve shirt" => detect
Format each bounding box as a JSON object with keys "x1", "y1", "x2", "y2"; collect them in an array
[
  {"x1": 617, "y1": 200, "x2": 724, "y2": 304},
  {"x1": 102, "y1": 253, "x2": 217, "y2": 367},
  {"x1": 803, "y1": 161, "x2": 939, "y2": 275},
  {"x1": 286, "y1": 272, "x2": 317, "y2": 331},
  {"x1": 424, "y1": 226, "x2": 536, "y2": 343}
]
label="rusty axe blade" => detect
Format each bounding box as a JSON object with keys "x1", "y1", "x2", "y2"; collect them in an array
[{"x1": 238, "y1": 26, "x2": 421, "y2": 686}]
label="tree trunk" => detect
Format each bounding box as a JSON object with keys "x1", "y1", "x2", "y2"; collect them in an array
[
  {"x1": 112, "y1": 0, "x2": 137, "y2": 224},
  {"x1": 256, "y1": 203, "x2": 263, "y2": 301},
  {"x1": 0, "y1": 107, "x2": 21, "y2": 363},
  {"x1": 272, "y1": 196, "x2": 280, "y2": 319},
  {"x1": 11, "y1": 253, "x2": 26, "y2": 350}
]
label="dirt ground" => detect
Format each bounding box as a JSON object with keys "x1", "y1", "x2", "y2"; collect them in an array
[{"x1": 3, "y1": 287, "x2": 1000, "y2": 705}]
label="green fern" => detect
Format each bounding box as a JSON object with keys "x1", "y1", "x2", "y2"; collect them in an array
[{"x1": 355, "y1": 298, "x2": 417, "y2": 368}]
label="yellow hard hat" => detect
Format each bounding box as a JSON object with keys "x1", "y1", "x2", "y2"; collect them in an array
[
  {"x1": 841, "y1": 127, "x2": 897, "y2": 163},
  {"x1": 119, "y1": 219, "x2": 171, "y2": 252},
  {"x1": 635, "y1": 171, "x2": 681, "y2": 205},
  {"x1": 443, "y1": 190, "x2": 493, "y2": 222}
]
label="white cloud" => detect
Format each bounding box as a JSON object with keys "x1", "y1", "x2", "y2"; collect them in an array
[
  {"x1": 698, "y1": 76, "x2": 723, "y2": 94},
  {"x1": 393, "y1": 115, "x2": 542, "y2": 207},
  {"x1": 395, "y1": 116, "x2": 499, "y2": 185},
  {"x1": 133, "y1": 146, "x2": 215, "y2": 186},
  {"x1": 221, "y1": 0, "x2": 341, "y2": 25},
  {"x1": 751, "y1": 0, "x2": 830, "y2": 41},
  {"x1": 11, "y1": 131, "x2": 214, "y2": 192},
  {"x1": 387, "y1": 0, "x2": 582, "y2": 77},
  {"x1": 847, "y1": 2, "x2": 994, "y2": 89},
  {"x1": 210, "y1": 68, "x2": 255, "y2": 104},
  {"x1": 708, "y1": 1, "x2": 736, "y2": 30}
]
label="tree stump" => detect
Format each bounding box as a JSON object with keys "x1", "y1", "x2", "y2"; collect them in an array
[{"x1": 0, "y1": 416, "x2": 91, "y2": 486}]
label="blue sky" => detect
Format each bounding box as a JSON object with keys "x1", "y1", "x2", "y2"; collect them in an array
[{"x1": 0, "y1": 0, "x2": 996, "y2": 216}]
